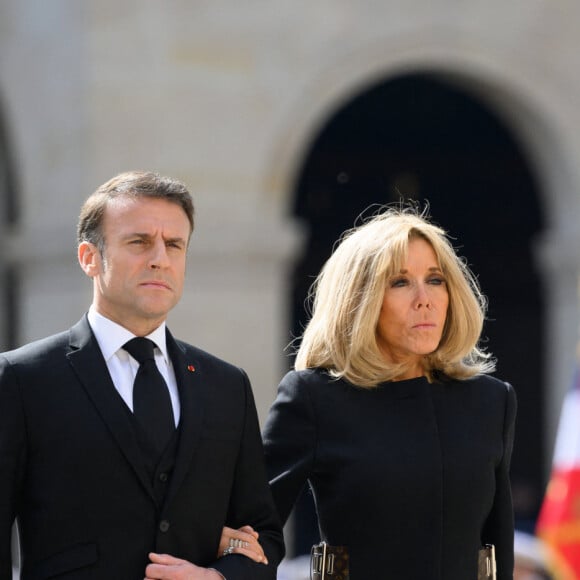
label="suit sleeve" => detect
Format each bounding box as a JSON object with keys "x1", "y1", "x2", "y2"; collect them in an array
[
  {"x1": 0, "y1": 357, "x2": 27, "y2": 580},
  {"x1": 482, "y1": 381, "x2": 517, "y2": 580},
  {"x1": 210, "y1": 370, "x2": 285, "y2": 580},
  {"x1": 261, "y1": 371, "x2": 317, "y2": 526}
]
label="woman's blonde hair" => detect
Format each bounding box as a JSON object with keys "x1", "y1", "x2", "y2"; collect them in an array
[{"x1": 295, "y1": 206, "x2": 495, "y2": 386}]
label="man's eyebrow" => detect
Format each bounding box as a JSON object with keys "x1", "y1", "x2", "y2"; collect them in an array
[
  {"x1": 121, "y1": 232, "x2": 151, "y2": 239},
  {"x1": 164, "y1": 236, "x2": 187, "y2": 245},
  {"x1": 121, "y1": 232, "x2": 186, "y2": 242}
]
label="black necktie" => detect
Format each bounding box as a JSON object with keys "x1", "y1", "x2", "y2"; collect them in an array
[{"x1": 123, "y1": 337, "x2": 175, "y2": 455}]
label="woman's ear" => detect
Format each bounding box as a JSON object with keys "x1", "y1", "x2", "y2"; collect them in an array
[{"x1": 78, "y1": 241, "x2": 102, "y2": 278}]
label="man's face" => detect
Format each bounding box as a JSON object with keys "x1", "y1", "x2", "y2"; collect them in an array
[{"x1": 79, "y1": 195, "x2": 190, "y2": 336}]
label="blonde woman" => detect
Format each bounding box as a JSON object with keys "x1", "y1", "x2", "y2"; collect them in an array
[{"x1": 225, "y1": 208, "x2": 516, "y2": 579}]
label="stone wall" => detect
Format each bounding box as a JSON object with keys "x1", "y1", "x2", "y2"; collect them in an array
[{"x1": 1, "y1": 0, "x2": 580, "y2": 438}]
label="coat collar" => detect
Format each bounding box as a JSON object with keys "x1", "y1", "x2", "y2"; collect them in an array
[{"x1": 164, "y1": 328, "x2": 205, "y2": 506}]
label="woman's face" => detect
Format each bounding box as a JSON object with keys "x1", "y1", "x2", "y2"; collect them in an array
[{"x1": 376, "y1": 237, "x2": 449, "y2": 379}]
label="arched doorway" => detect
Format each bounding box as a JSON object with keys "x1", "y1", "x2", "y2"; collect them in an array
[{"x1": 289, "y1": 72, "x2": 544, "y2": 554}]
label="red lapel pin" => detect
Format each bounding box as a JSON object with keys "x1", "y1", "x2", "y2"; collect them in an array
[{"x1": 187, "y1": 364, "x2": 195, "y2": 372}]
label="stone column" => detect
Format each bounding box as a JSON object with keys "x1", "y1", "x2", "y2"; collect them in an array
[
  {"x1": 536, "y1": 226, "x2": 580, "y2": 471},
  {"x1": 170, "y1": 212, "x2": 303, "y2": 424}
]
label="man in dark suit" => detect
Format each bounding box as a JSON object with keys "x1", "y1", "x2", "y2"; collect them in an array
[{"x1": 0, "y1": 171, "x2": 284, "y2": 579}]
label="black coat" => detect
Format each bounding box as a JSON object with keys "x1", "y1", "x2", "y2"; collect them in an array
[
  {"x1": 262, "y1": 368, "x2": 516, "y2": 580},
  {"x1": 0, "y1": 316, "x2": 284, "y2": 580}
]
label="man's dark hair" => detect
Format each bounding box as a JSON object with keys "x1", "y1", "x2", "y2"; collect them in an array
[{"x1": 77, "y1": 170, "x2": 194, "y2": 252}]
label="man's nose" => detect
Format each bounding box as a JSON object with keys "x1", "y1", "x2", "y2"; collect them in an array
[{"x1": 148, "y1": 240, "x2": 170, "y2": 269}]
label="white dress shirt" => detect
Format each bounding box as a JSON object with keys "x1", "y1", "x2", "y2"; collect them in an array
[
  {"x1": 87, "y1": 308, "x2": 228, "y2": 578},
  {"x1": 87, "y1": 306, "x2": 181, "y2": 426}
]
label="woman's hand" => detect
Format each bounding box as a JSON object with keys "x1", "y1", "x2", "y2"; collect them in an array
[{"x1": 218, "y1": 525, "x2": 268, "y2": 565}]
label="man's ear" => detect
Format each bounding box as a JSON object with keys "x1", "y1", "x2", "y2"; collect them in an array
[{"x1": 78, "y1": 241, "x2": 102, "y2": 278}]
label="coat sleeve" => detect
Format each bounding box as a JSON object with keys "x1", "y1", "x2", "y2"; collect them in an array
[
  {"x1": 261, "y1": 371, "x2": 318, "y2": 526},
  {"x1": 210, "y1": 369, "x2": 285, "y2": 580},
  {"x1": 482, "y1": 381, "x2": 517, "y2": 580},
  {"x1": 0, "y1": 357, "x2": 26, "y2": 580}
]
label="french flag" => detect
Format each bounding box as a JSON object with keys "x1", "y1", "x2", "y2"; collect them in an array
[{"x1": 536, "y1": 366, "x2": 580, "y2": 579}]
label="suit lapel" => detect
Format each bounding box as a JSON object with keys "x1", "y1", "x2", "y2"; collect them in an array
[
  {"x1": 66, "y1": 316, "x2": 155, "y2": 500},
  {"x1": 164, "y1": 330, "x2": 205, "y2": 506}
]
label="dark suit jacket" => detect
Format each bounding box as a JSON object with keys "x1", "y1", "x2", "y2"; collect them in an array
[
  {"x1": 0, "y1": 316, "x2": 283, "y2": 580},
  {"x1": 262, "y1": 369, "x2": 516, "y2": 580}
]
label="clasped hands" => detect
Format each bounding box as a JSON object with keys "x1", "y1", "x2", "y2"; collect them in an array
[{"x1": 144, "y1": 525, "x2": 266, "y2": 579}]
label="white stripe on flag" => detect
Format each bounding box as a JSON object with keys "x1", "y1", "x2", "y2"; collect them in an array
[{"x1": 553, "y1": 389, "x2": 580, "y2": 468}]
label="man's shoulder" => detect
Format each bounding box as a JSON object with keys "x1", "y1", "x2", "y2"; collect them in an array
[
  {"x1": 1, "y1": 328, "x2": 71, "y2": 365},
  {"x1": 172, "y1": 338, "x2": 245, "y2": 377},
  {"x1": 1, "y1": 316, "x2": 92, "y2": 362}
]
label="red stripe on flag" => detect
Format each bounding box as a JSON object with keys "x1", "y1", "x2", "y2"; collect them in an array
[{"x1": 537, "y1": 379, "x2": 580, "y2": 578}]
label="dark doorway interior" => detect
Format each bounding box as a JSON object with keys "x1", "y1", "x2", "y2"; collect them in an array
[{"x1": 288, "y1": 73, "x2": 544, "y2": 555}]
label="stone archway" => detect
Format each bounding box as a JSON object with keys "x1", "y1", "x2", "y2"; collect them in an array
[
  {"x1": 263, "y1": 43, "x2": 579, "y2": 452},
  {"x1": 262, "y1": 43, "x2": 579, "y2": 554},
  {"x1": 291, "y1": 72, "x2": 543, "y2": 541}
]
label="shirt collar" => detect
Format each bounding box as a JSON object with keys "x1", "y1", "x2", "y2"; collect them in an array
[{"x1": 87, "y1": 305, "x2": 169, "y2": 364}]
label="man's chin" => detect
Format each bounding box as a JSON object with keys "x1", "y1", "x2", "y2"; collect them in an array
[{"x1": 136, "y1": 302, "x2": 176, "y2": 322}]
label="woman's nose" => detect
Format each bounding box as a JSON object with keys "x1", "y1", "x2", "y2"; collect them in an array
[{"x1": 414, "y1": 284, "x2": 432, "y2": 309}]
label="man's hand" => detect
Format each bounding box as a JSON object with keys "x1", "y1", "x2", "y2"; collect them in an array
[{"x1": 145, "y1": 553, "x2": 223, "y2": 579}]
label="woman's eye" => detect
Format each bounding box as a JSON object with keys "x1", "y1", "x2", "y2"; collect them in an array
[
  {"x1": 428, "y1": 277, "x2": 446, "y2": 285},
  {"x1": 390, "y1": 278, "x2": 408, "y2": 288}
]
